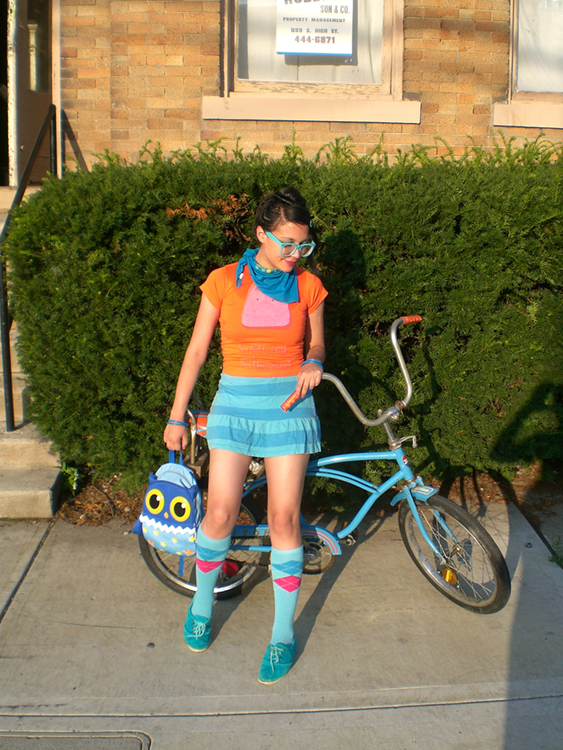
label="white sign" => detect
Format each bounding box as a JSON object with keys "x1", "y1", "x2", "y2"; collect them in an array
[{"x1": 276, "y1": 0, "x2": 354, "y2": 56}]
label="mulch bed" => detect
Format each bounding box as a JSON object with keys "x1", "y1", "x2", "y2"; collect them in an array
[
  {"x1": 56, "y1": 474, "x2": 145, "y2": 526},
  {"x1": 57, "y1": 464, "x2": 562, "y2": 530},
  {"x1": 437, "y1": 465, "x2": 562, "y2": 532}
]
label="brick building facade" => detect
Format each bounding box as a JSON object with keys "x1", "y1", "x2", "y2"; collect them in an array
[{"x1": 57, "y1": 0, "x2": 563, "y2": 166}]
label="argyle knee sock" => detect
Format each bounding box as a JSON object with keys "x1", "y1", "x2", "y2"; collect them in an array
[
  {"x1": 270, "y1": 546, "x2": 304, "y2": 646},
  {"x1": 191, "y1": 528, "x2": 231, "y2": 620}
]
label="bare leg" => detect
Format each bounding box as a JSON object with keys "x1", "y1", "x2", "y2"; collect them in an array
[
  {"x1": 202, "y1": 449, "x2": 252, "y2": 539},
  {"x1": 264, "y1": 453, "x2": 309, "y2": 549}
]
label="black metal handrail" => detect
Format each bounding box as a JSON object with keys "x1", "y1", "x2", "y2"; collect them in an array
[{"x1": 0, "y1": 103, "x2": 59, "y2": 432}]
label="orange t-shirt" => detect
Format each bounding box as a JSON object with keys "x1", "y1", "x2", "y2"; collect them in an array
[{"x1": 200, "y1": 263, "x2": 328, "y2": 377}]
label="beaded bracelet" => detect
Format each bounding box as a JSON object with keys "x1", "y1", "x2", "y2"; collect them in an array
[
  {"x1": 166, "y1": 419, "x2": 189, "y2": 427},
  {"x1": 301, "y1": 358, "x2": 324, "y2": 370}
]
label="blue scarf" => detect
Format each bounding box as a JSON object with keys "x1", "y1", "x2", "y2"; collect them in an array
[{"x1": 235, "y1": 248, "x2": 299, "y2": 303}]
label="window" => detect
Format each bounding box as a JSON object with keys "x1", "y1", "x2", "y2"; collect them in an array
[
  {"x1": 493, "y1": 0, "x2": 563, "y2": 129},
  {"x1": 237, "y1": 0, "x2": 385, "y2": 87},
  {"x1": 28, "y1": 0, "x2": 51, "y2": 93},
  {"x1": 203, "y1": 0, "x2": 420, "y2": 124},
  {"x1": 515, "y1": 0, "x2": 563, "y2": 95}
]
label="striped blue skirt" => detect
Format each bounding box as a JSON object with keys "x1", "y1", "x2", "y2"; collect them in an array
[{"x1": 206, "y1": 374, "x2": 321, "y2": 457}]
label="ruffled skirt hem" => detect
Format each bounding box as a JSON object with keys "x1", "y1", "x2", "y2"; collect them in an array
[{"x1": 206, "y1": 374, "x2": 321, "y2": 457}]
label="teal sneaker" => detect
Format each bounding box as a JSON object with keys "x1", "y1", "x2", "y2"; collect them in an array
[
  {"x1": 258, "y1": 638, "x2": 297, "y2": 684},
  {"x1": 184, "y1": 604, "x2": 212, "y2": 652}
]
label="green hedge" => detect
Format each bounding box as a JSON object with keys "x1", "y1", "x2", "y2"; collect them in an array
[{"x1": 4, "y1": 139, "x2": 563, "y2": 494}]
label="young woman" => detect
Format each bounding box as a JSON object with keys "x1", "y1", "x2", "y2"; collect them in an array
[{"x1": 163, "y1": 187, "x2": 327, "y2": 684}]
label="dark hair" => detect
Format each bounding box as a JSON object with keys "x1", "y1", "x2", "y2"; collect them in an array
[{"x1": 253, "y1": 187, "x2": 311, "y2": 237}]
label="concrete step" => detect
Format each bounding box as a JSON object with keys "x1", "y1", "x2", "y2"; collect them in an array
[
  {"x1": 0, "y1": 374, "x2": 27, "y2": 425},
  {"x1": 0, "y1": 422, "x2": 59, "y2": 468},
  {"x1": 9, "y1": 323, "x2": 22, "y2": 374},
  {"x1": 1, "y1": 321, "x2": 26, "y2": 424},
  {"x1": 0, "y1": 269, "x2": 61, "y2": 518},
  {"x1": 0, "y1": 185, "x2": 41, "y2": 212},
  {"x1": 0, "y1": 466, "x2": 62, "y2": 518},
  {"x1": 0, "y1": 186, "x2": 40, "y2": 234},
  {"x1": 0, "y1": 421, "x2": 62, "y2": 519}
]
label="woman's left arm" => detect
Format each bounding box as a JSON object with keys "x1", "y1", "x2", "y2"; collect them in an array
[{"x1": 295, "y1": 302, "x2": 326, "y2": 398}]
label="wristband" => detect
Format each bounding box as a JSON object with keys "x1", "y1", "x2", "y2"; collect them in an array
[
  {"x1": 166, "y1": 419, "x2": 189, "y2": 427},
  {"x1": 301, "y1": 358, "x2": 324, "y2": 370}
]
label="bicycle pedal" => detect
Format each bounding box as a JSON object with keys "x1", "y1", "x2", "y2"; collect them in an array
[{"x1": 343, "y1": 530, "x2": 358, "y2": 546}]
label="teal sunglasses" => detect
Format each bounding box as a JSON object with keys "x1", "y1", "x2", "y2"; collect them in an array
[{"x1": 265, "y1": 230, "x2": 316, "y2": 258}]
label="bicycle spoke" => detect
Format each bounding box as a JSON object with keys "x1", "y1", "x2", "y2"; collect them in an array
[
  {"x1": 138, "y1": 496, "x2": 268, "y2": 598},
  {"x1": 417, "y1": 506, "x2": 496, "y2": 604}
]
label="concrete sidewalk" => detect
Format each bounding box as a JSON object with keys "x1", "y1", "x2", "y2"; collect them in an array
[{"x1": 0, "y1": 501, "x2": 562, "y2": 750}]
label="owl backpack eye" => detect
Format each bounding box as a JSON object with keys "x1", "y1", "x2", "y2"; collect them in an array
[
  {"x1": 145, "y1": 489, "x2": 165, "y2": 515},
  {"x1": 170, "y1": 496, "x2": 191, "y2": 522}
]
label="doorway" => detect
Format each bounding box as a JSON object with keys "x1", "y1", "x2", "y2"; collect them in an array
[
  {"x1": 1, "y1": 0, "x2": 8, "y2": 185},
  {"x1": 7, "y1": 0, "x2": 52, "y2": 186}
]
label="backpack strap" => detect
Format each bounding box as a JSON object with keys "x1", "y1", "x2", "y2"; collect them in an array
[{"x1": 168, "y1": 449, "x2": 183, "y2": 464}]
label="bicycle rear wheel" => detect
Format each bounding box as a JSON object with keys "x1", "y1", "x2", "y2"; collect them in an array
[
  {"x1": 398, "y1": 494, "x2": 511, "y2": 614},
  {"x1": 138, "y1": 496, "x2": 268, "y2": 599}
]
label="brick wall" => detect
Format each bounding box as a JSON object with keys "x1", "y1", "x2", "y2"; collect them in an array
[
  {"x1": 402, "y1": 0, "x2": 510, "y2": 153},
  {"x1": 61, "y1": 0, "x2": 220, "y2": 165},
  {"x1": 60, "y1": 0, "x2": 563, "y2": 166}
]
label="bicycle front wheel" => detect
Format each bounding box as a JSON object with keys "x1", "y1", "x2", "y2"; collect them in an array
[
  {"x1": 398, "y1": 494, "x2": 511, "y2": 614},
  {"x1": 138, "y1": 496, "x2": 268, "y2": 599}
]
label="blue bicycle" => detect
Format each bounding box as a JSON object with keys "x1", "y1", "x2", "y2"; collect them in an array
[{"x1": 139, "y1": 317, "x2": 511, "y2": 615}]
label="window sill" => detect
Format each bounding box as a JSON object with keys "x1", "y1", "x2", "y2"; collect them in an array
[
  {"x1": 202, "y1": 95, "x2": 421, "y2": 124},
  {"x1": 493, "y1": 102, "x2": 563, "y2": 130}
]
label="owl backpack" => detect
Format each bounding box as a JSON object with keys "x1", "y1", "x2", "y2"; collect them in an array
[{"x1": 133, "y1": 451, "x2": 203, "y2": 557}]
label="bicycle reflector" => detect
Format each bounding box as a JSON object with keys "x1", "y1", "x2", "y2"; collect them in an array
[{"x1": 442, "y1": 567, "x2": 458, "y2": 585}]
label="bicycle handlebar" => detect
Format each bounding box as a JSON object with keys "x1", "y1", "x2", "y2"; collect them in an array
[
  {"x1": 390, "y1": 315, "x2": 421, "y2": 409},
  {"x1": 320, "y1": 372, "x2": 395, "y2": 427},
  {"x1": 320, "y1": 315, "x2": 421, "y2": 428}
]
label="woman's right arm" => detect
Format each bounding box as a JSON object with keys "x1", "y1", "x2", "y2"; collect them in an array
[{"x1": 163, "y1": 294, "x2": 220, "y2": 451}]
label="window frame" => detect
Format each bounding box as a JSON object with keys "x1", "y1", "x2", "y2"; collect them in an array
[
  {"x1": 203, "y1": 0, "x2": 420, "y2": 124},
  {"x1": 493, "y1": 0, "x2": 563, "y2": 130}
]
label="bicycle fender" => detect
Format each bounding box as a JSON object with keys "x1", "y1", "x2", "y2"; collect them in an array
[
  {"x1": 412, "y1": 485, "x2": 439, "y2": 500},
  {"x1": 301, "y1": 524, "x2": 342, "y2": 555},
  {"x1": 390, "y1": 483, "x2": 438, "y2": 507}
]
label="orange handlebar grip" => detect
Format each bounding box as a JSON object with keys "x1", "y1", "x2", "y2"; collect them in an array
[
  {"x1": 195, "y1": 413, "x2": 208, "y2": 437},
  {"x1": 401, "y1": 315, "x2": 422, "y2": 325},
  {"x1": 281, "y1": 392, "x2": 300, "y2": 412}
]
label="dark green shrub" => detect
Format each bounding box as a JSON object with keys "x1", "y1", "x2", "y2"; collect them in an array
[{"x1": 5, "y1": 138, "x2": 563, "y2": 497}]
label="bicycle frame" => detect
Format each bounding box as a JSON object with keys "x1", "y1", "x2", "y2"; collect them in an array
[
  {"x1": 233, "y1": 447, "x2": 449, "y2": 563},
  {"x1": 188, "y1": 315, "x2": 455, "y2": 566}
]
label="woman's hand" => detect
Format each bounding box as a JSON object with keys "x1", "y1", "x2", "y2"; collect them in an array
[
  {"x1": 295, "y1": 362, "x2": 323, "y2": 399},
  {"x1": 163, "y1": 423, "x2": 189, "y2": 451}
]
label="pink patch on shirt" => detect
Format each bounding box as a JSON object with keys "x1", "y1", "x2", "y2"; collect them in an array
[
  {"x1": 242, "y1": 284, "x2": 290, "y2": 328},
  {"x1": 273, "y1": 575, "x2": 302, "y2": 593}
]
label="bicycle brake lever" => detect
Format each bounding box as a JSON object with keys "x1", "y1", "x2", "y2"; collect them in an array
[{"x1": 394, "y1": 435, "x2": 418, "y2": 449}]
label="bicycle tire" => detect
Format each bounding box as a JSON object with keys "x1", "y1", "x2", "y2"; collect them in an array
[
  {"x1": 398, "y1": 494, "x2": 511, "y2": 614},
  {"x1": 138, "y1": 495, "x2": 268, "y2": 599}
]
